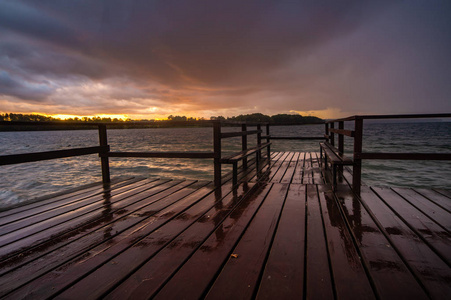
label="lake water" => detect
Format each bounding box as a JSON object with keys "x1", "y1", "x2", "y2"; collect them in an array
[{"x1": 1, "y1": 122, "x2": 450, "y2": 208}]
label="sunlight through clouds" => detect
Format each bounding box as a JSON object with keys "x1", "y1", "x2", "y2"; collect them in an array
[{"x1": 1, "y1": 1, "x2": 450, "y2": 119}]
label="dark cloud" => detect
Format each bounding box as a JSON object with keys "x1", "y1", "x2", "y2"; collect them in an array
[
  {"x1": 0, "y1": 0, "x2": 450, "y2": 118},
  {"x1": 0, "y1": 70, "x2": 54, "y2": 101}
]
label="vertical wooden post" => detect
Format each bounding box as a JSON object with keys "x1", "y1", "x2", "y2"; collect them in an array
[
  {"x1": 242, "y1": 124, "x2": 248, "y2": 169},
  {"x1": 213, "y1": 121, "x2": 222, "y2": 187},
  {"x1": 266, "y1": 124, "x2": 270, "y2": 158},
  {"x1": 325, "y1": 122, "x2": 329, "y2": 139},
  {"x1": 353, "y1": 118, "x2": 363, "y2": 195},
  {"x1": 257, "y1": 124, "x2": 262, "y2": 162},
  {"x1": 257, "y1": 124, "x2": 262, "y2": 145},
  {"x1": 330, "y1": 122, "x2": 335, "y2": 146},
  {"x1": 338, "y1": 121, "x2": 344, "y2": 175},
  {"x1": 322, "y1": 123, "x2": 328, "y2": 167},
  {"x1": 338, "y1": 121, "x2": 344, "y2": 154},
  {"x1": 98, "y1": 124, "x2": 110, "y2": 184}
]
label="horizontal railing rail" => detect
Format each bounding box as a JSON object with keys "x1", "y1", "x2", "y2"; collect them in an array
[
  {"x1": 0, "y1": 120, "x2": 215, "y2": 127},
  {"x1": 326, "y1": 113, "x2": 451, "y2": 123},
  {"x1": 358, "y1": 153, "x2": 451, "y2": 160},
  {"x1": 269, "y1": 136, "x2": 325, "y2": 140},
  {"x1": 0, "y1": 120, "x2": 273, "y2": 189},
  {"x1": 106, "y1": 152, "x2": 215, "y2": 159},
  {"x1": 5, "y1": 114, "x2": 447, "y2": 196},
  {"x1": 215, "y1": 122, "x2": 272, "y2": 186},
  {"x1": 0, "y1": 146, "x2": 109, "y2": 166},
  {"x1": 324, "y1": 113, "x2": 451, "y2": 194}
]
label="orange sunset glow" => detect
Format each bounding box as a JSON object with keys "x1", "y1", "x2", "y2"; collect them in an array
[
  {"x1": 48, "y1": 114, "x2": 131, "y2": 121},
  {"x1": 0, "y1": 1, "x2": 450, "y2": 118}
]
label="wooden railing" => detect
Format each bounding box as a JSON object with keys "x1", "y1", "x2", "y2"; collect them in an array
[
  {"x1": 218, "y1": 122, "x2": 272, "y2": 186},
  {"x1": 324, "y1": 113, "x2": 451, "y2": 194},
  {"x1": 5, "y1": 114, "x2": 447, "y2": 195},
  {"x1": 0, "y1": 120, "x2": 271, "y2": 188}
]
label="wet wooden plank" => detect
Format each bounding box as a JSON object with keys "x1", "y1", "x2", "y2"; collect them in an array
[
  {"x1": 152, "y1": 183, "x2": 274, "y2": 300},
  {"x1": 340, "y1": 165, "x2": 354, "y2": 187},
  {"x1": 0, "y1": 181, "x2": 104, "y2": 215},
  {"x1": 1, "y1": 151, "x2": 450, "y2": 299},
  {"x1": 0, "y1": 177, "x2": 143, "y2": 220},
  {"x1": 280, "y1": 152, "x2": 300, "y2": 184},
  {"x1": 204, "y1": 183, "x2": 288, "y2": 300},
  {"x1": 305, "y1": 184, "x2": 334, "y2": 299},
  {"x1": 391, "y1": 187, "x2": 451, "y2": 232},
  {"x1": 0, "y1": 179, "x2": 175, "y2": 257},
  {"x1": 242, "y1": 158, "x2": 271, "y2": 183},
  {"x1": 0, "y1": 181, "x2": 206, "y2": 296},
  {"x1": 414, "y1": 188, "x2": 451, "y2": 213},
  {"x1": 318, "y1": 186, "x2": 375, "y2": 299},
  {"x1": 361, "y1": 186, "x2": 450, "y2": 299},
  {"x1": 105, "y1": 182, "x2": 257, "y2": 299},
  {"x1": 434, "y1": 189, "x2": 451, "y2": 200},
  {"x1": 270, "y1": 152, "x2": 294, "y2": 183},
  {"x1": 335, "y1": 185, "x2": 429, "y2": 299},
  {"x1": 107, "y1": 182, "x2": 265, "y2": 299},
  {"x1": 247, "y1": 152, "x2": 284, "y2": 183},
  {"x1": 0, "y1": 178, "x2": 157, "y2": 235},
  {"x1": 0, "y1": 179, "x2": 161, "y2": 235},
  {"x1": 264, "y1": 152, "x2": 289, "y2": 183},
  {"x1": 3, "y1": 183, "x2": 221, "y2": 299},
  {"x1": 375, "y1": 187, "x2": 451, "y2": 264},
  {"x1": 0, "y1": 181, "x2": 200, "y2": 269},
  {"x1": 256, "y1": 184, "x2": 306, "y2": 299},
  {"x1": 311, "y1": 152, "x2": 324, "y2": 184},
  {"x1": 51, "y1": 183, "x2": 244, "y2": 299},
  {"x1": 303, "y1": 153, "x2": 314, "y2": 184},
  {"x1": 291, "y1": 152, "x2": 305, "y2": 184}
]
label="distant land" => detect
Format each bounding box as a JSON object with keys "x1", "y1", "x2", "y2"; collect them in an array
[{"x1": 0, "y1": 112, "x2": 323, "y2": 131}]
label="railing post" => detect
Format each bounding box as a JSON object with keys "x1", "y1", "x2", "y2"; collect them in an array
[
  {"x1": 353, "y1": 118, "x2": 363, "y2": 195},
  {"x1": 213, "y1": 121, "x2": 222, "y2": 187},
  {"x1": 330, "y1": 122, "x2": 335, "y2": 146},
  {"x1": 242, "y1": 124, "x2": 248, "y2": 169},
  {"x1": 257, "y1": 123, "x2": 262, "y2": 162},
  {"x1": 266, "y1": 124, "x2": 270, "y2": 158},
  {"x1": 325, "y1": 122, "x2": 329, "y2": 140},
  {"x1": 98, "y1": 124, "x2": 110, "y2": 184},
  {"x1": 338, "y1": 121, "x2": 344, "y2": 175},
  {"x1": 338, "y1": 121, "x2": 344, "y2": 154}
]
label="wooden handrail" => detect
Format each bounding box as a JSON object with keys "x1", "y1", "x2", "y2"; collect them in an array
[
  {"x1": 107, "y1": 152, "x2": 215, "y2": 159},
  {"x1": 4, "y1": 114, "x2": 448, "y2": 195},
  {"x1": 358, "y1": 153, "x2": 451, "y2": 160},
  {"x1": 326, "y1": 113, "x2": 451, "y2": 123},
  {"x1": 0, "y1": 146, "x2": 108, "y2": 166},
  {"x1": 328, "y1": 128, "x2": 354, "y2": 137},
  {"x1": 322, "y1": 113, "x2": 451, "y2": 195},
  {"x1": 0, "y1": 120, "x2": 273, "y2": 188},
  {"x1": 269, "y1": 136, "x2": 325, "y2": 140}
]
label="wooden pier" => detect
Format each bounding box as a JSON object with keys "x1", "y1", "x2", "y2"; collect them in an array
[{"x1": 0, "y1": 151, "x2": 450, "y2": 299}]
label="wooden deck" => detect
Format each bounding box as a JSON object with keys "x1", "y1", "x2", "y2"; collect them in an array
[{"x1": 0, "y1": 152, "x2": 450, "y2": 299}]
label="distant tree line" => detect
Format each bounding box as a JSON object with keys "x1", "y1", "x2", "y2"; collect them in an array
[
  {"x1": 210, "y1": 113, "x2": 323, "y2": 125},
  {"x1": 0, "y1": 113, "x2": 131, "y2": 123},
  {"x1": 0, "y1": 113, "x2": 55, "y2": 122},
  {"x1": 166, "y1": 115, "x2": 205, "y2": 121},
  {"x1": 0, "y1": 112, "x2": 323, "y2": 126}
]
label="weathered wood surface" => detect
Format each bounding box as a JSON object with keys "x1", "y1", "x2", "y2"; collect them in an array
[{"x1": 0, "y1": 152, "x2": 449, "y2": 299}]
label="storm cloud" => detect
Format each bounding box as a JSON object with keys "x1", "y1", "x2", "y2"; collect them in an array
[{"x1": 1, "y1": 0, "x2": 450, "y2": 118}]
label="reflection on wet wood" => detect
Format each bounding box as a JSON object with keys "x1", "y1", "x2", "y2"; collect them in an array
[
  {"x1": 256, "y1": 184, "x2": 305, "y2": 299},
  {"x1": 0, "y1": 152, "x2": 450, "y2": 299}
]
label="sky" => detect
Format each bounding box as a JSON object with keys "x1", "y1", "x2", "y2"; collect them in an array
[{"x1": 0, "y1": 0, "x2": 450, "y2": 120}]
